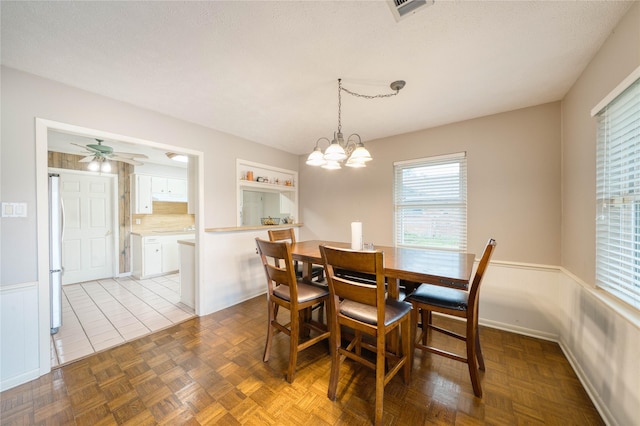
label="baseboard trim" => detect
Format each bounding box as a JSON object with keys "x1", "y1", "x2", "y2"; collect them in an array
[
  {"x1": 0, "y1": 368, "x2": 39, "y2": 393},
  {"x1": 479, "y1": 318, "x2": 559, "y2": 342},
  {"x1": 558, "y1": 337, "x2": 616, "y2": 426}
]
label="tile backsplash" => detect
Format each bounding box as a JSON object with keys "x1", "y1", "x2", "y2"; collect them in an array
[{"x1": 132, "y1": 202, "x2": 195, "y2": 232}]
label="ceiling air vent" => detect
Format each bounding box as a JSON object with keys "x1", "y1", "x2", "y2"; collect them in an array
[{"x1": 388, "y1": 0, "x2": 434, "y2": 22}]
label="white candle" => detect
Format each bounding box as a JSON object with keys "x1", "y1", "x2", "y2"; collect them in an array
[{"x1": 351, "y1": 221, "x2": 363, "y2": 250}]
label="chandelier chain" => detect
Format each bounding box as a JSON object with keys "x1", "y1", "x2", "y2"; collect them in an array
[
  {"x1": 338, "y1": 79, "x2": 342, "y2": 133},
  {"x1": 340, "y1": 86, "x2": 401, "y2": 99}
]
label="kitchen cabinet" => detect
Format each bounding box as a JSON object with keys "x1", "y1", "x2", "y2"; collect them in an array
[
  {"x1": 152, "y1": 177, "x2": 187, "y2": 201},
  {"x1": 132, "y1": 174, "x2": 188, "y2": 214},
  {"x1": 143, "y1": 241, "x2": 162, "y2": 276},
  {"x1": 132, "y1": 174, "x2": 153, "y2": 214},
  {"x1": 161, "y1": 237, "x2": 180, "y2": 272},
  {"x1": 132, "y1": 233, "x2": 193, "y2": 279}
]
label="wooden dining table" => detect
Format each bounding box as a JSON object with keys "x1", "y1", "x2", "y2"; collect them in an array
[{"x1": 290, "y1": 240, "x2": 476, "y2": 299}]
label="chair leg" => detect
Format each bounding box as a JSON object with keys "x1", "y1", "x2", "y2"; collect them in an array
[
  {"x1": 420, "y1": 309, "x2": 430, "y2": 345},
  {"x1": 409, "y1": 305, "x2": 418, "y2": 372},
  {"x1": 287, "y1": 310, "x2": 299, "y2": 383},
  {"x1": 327, "y1": 304, "x2": 341, "y2": 400},
  {"x1": 466, "y1": 319, "x2": 482, "y2": 397},
  {"x1": 374, "y1": 334, "x2": 386, "y2": 426},
  {"x1": 263, "y1": 301, "x2": 275, "y2": 362},
  {"x1": 475, "y1": 326, "x2": 485, "y2": 371},
  {"x1": 402, "y1": 316, "x2": 412, "y2": 384}
]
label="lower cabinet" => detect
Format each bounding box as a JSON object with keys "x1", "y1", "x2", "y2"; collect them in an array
[
  {"x1": 132, "y1": 234, "x2": 193, "y2": 279},
  {"x1": 143, "y1": 241, "x2": 162, "y2": 277}
]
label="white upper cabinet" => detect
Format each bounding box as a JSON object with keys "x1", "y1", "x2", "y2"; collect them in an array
[
  {"x1": 132, "y1": 174, "x2": 153, "y2": 214},
  {"x1": 152, "y1": 176, "x2": 187, "y2": 201}
]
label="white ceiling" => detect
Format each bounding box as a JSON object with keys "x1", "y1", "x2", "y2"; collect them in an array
[{"x1": 1, "y1": 1, "x2": 633, "y2": 156}]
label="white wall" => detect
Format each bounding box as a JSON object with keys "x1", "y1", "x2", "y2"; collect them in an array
[
  {"x1": 0, "y1": 67, "x2": 299, "y2": 389},
  {"x1": 0, "y1": 283, "x2": 39, "y2": 390},
  {"x1": 558, "y1": 3, "x2": 640, "y2": 425},
  {"x1": 561, "y1": 2, "x2": 640, "y2": 285},
  {"x1": 556, "y1": 273, "x2": 639, "y2": 426},
  {"x1": 299, "y1": 102, "x2": 562, "y2": 266},
  {"x1": 0, "y1": 66, "x2": 299, "y2": 286}
]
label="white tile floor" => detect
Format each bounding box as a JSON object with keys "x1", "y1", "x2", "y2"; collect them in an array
[{"x1": 50, "y1": 273, "x2": 195, "y2": 367}]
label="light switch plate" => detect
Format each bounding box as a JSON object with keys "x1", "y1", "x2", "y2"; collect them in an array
[{"x1": 1, "y1": 202, "x2": 27, "y2": 217}]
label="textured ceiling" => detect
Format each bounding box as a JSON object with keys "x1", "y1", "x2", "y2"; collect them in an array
[{"x1": 1, "y1": 1, "x2": 633, "y2": 156}]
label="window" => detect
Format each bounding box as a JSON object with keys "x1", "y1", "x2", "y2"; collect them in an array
[
  {"x1": 394, "y1": 152, "x2": 467, "y2": 250},
  {"x1": 595, "y1": 75, "x2": 640, "y2": 309}
]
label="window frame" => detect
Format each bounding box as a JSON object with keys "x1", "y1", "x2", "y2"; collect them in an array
[
  {"x1": 593, "y1": 66, "x2": 640, "y2": 310},
  {"x1": 393, "y1": 152, "x2": 467, "y2": 251}
]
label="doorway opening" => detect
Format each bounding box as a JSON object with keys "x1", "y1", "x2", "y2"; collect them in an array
[{"x1": 36, "y1": 119, "x2": 203, "y2": 372}]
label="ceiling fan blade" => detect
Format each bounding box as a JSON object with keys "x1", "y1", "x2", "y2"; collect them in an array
[
  {"x1": 111, "y1": 156, "x2": 144, "y2": 166},
  {"x1": 71, "y1": 142, "x2": 99, "y2": 153},
  {"x1": 110, "y1": 152, "x2": 149, "y2": 159},
  {"x1": 78, "y1": 155, "x2": 95, "y2": 163}
]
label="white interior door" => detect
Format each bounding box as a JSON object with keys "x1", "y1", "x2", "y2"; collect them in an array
[{"x1": 58, "y1": 171, "x2": 115, "y2": 285}]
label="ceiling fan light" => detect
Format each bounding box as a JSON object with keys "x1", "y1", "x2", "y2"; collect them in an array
[
  {"x1": 100, "y1": 161, "x2": 112, "y2": 173},
  {"x1": 87, "y1": 159, "x2": 100, "y2": 172}
]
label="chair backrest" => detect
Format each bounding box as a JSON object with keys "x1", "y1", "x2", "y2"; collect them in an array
[
  {"x1": 256, "y1": 238, "x2": 299, "y2": 303},
  {"x1": 468, "y1": 238, "x2": 496, "y2": 313},
  {"x1": 320, "y1": 245, "x2": 386, "y2": 324},
  {"x1": 267, "y1": 228, "x2": 296, "y2": 244}
]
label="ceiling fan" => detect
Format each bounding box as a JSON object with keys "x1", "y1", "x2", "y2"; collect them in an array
[{"x1": 72, "y1": 139, "x2": 148, "y2": 171}]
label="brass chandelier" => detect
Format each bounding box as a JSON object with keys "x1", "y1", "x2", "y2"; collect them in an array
[{"x1": 306, "y1": 78, "x2": 406, "y2": 170}]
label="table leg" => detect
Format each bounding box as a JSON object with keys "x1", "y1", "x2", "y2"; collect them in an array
[{"x1": 302, "y1": 261, "x2": 312, "y2": 281}]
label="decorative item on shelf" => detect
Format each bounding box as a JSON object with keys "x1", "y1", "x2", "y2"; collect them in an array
[
  {"x1": 306, "y1": 78, "x2": 406, "y2": 170},
  {"x1": 246, "y1": 170, "x2": 254, "y2": 181},
  {"x1": 261, "y1": 217, "x2": 280, "y2": 226},
  {"x1": 282, "y1": 217, "x2": 295, "y2": 224},
  {"x1": 284, "y1": 179, "x2": 292, "y2": 186}
]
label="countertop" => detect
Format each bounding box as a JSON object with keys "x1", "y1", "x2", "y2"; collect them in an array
[
  {"x1": 131, "y1": 230, "x2": 196, "y2": 237},
  {"x1": 177, "y1": 239, "x2": 196, "y2": 246},
  {"x1": 205, "y1": 223, "x2": 302, "y2": 233}
]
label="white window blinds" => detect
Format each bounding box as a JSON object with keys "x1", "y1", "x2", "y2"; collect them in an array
[
  {"x1": 394, "y1": 152, "x2": 467, "y2": 250},
  {"x1": 595, "y1": 77, "x2": 640, "y2": 309}
]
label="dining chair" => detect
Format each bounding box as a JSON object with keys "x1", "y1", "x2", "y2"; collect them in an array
[
  {"x1": 405, "y1": 238, "x2": 496, "y2": 397},
  {"x1": 320, "y1": 245, "x2": 412, "y2": 426},
  {"x1": 268, "y1": 228, "x2": 325, "y2": 282},
  {"x1": 256, "y1": 238, "x2": 330, "y2": 383}
]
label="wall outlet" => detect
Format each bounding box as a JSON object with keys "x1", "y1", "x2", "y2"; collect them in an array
[{"x1": 135, "y1": 218, "x2": 141, "y2": 225}]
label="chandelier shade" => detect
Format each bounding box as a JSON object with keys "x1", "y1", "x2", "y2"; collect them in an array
[{"x1": 306, "y1": 78, "x2": 405, "y2": 170}]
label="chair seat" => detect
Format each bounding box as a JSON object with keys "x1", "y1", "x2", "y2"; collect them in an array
[
  {"x1": 406, "y1": 283, "x2": 468, "y2": 311},
  {"x1": 274, "y1": 281, "x2": 329, "y2": 303},
  {"x1": 340, "y1": 298, "x2": 412, "y2": 326}
]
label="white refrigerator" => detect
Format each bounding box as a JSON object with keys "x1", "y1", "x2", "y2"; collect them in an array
[{"x1": 49, "y1": 173, "x2": 63, "y2": 334}]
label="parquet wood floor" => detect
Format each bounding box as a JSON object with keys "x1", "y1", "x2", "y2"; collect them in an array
[{"x1": 1, "y1": 295, "x2": 604, "y2": 425}]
